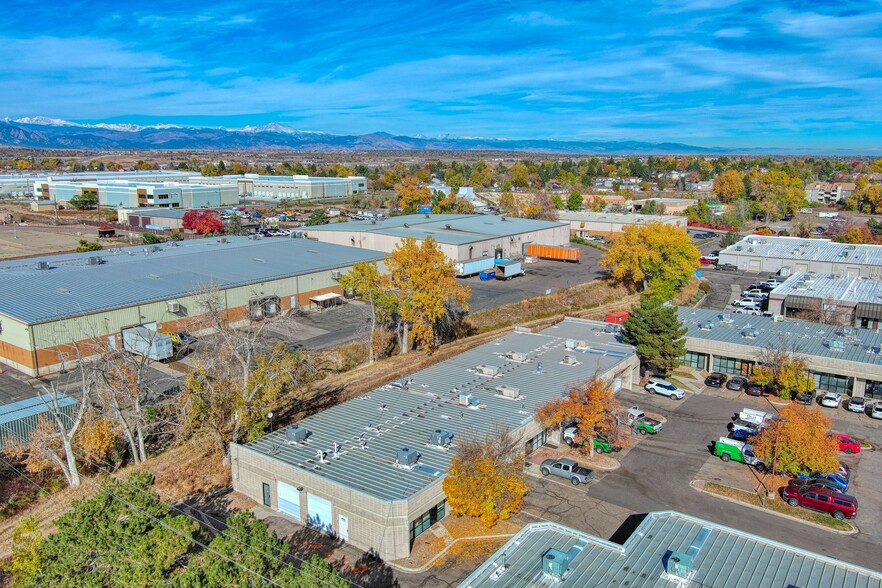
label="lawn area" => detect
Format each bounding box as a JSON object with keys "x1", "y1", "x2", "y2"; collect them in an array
[{"x1": 704, "y1": 482, "x2": 853, "y2": 532}]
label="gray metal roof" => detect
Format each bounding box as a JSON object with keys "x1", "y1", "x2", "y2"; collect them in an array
[
  {"x1": 722, "y1": 236, "x2": 882, "y2": 267},
  {"x1": 772, "y1": 272, "x2": 882, "y2": 304},
  {"x1": 244, "y1": 318, "x2": 635, "y2": 502},
  {"x1": 557, "y1": 211, "x2": 686, "y2": 225},
  {"x1": 0, "y1": 237, "x2": 384, "y2": 324},
  {"x1": 677, "y1": 307, "x2": 882, "y2": 367},
  {"x1": 305, "y1": 214, "x2": 567, "y2": 246},
  {"x1": 127, "y1": 208, "x2": 189, "y2": 219},
  {"x1": 459, "y1": 512, "x2": 882, "y2": 588},
  {"x1": 0, "y1": 393, "x2": 77, "y2": 427}
]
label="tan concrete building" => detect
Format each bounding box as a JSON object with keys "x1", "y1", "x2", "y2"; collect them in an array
[
  {"x1": 558, "y1": 211, "x2": 687, "y2": 238},
  {"x1": 303, "y1": 214, "x2": 569, "y2": 262},
  {"x1": 231, "y1": 318, "x2": 639, "y2": 561},
  {"x1": 0, "y1": 237, "x2": 384, "y2": 376}
]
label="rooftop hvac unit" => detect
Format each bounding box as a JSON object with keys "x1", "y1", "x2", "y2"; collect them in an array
[
  {"x1": 430, "y1": 430, "x2": 454, "y2": 447},
  {"x1": 458, "y1": 392, "x2": 473, "y2": 406},
  {"x1": 475, "y1": 364, "x2": 499, "y2": 377},
  {"x1": 331, "y1": 270, "x2": 342, "y2": 280},
  {"x1": 35, "y1": 261, "x2": 49, "y2": 270},
  {"x1": 542, "y1": 549, "x2": 570, "y2": 580},
  {"x1": 217, "y1": 237, "x2": 228, "y2": 244},
  {"x1": 507, "y1": 351, "x2": 528, "y2": 362},
  {"x1": 166, "y1": 301, "x2": 181, "y2": 313},
  {"x1": 565, "y1": 339, "x2": 577, "y2": 349},
  {"x1": 576, "y1": 340, "x2": 589, "y2": 348},
  {"x1": 285, "y1": 425, "x2": 310, "y2": 443},
  {"x1": 562, "y1": 354, "x2": 577, "y2": 365},
  {"x1": 396, "y1": 447, "x2": 420, "y2": 466},
  {"x1": 666, "y1": 552, "x2": 694, "y2": 579},
  {"x1": 86, "y1": 256, "x2": 101, "y2": 265},
  {"x1": 773, "y1": 314, "x2": 784, "y2": 322},
  {"x1": 495, "y1": 385, "x2": 520, "y2": 399}
]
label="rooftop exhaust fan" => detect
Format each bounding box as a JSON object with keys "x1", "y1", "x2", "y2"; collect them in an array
[{"x1": 286, "y1": 425, "x2": 310, "y2": 443}]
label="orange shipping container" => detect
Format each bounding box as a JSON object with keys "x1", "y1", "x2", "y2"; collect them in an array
[{"x1": 526, "y1": 244, "x2": 580, "y2": 262}]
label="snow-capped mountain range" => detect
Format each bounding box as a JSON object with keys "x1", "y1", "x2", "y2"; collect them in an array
[{"x1": 0, "y1": 116, "x2": 858, "y2": 154}]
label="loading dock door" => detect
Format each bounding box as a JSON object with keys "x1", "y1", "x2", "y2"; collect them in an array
[
  {"x1": 277, "y1": 481, "x2": 301, "y2": 520},
  {"x1": 307, "y1": 494, "x2": 333, "y2": 532},
  {"x1": 747, "y1": 260, "x2": 762, "y2": 272}
]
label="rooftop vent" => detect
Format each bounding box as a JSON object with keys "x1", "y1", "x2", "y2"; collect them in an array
[
  {"x1": 699, "y1": 321, "x2": 715, "y2": 331},
  {"x1": 475, "y1": 364, "x2": 499, "y2": 377},
  {"x1": 424, "y1": 213, "x2": 430, "y2": 218},
  {"x1": 542, "y1": 548, "x2": 570, "y2": 580},
  {"x1": 562, "y1": 354, "x2": 578, "y2": 365},
  {"x1": 86, "y1": 256, "x2": 101, "y2": 266},
  {"x1": 829, "y1": 338, "x2": 845, "y2": 351},
  {"x1": 430, "y1": 430, "x2": 454, "y2": 447},
  {"x1": 403, "y1": 223, "x2": 409, "y2": 228},
  {"x1": 396, "y1": 447, "x2": 420, "y2": 467},
  {"x1": 285, "y1": 425, "x2": 310, "y2": 444},
  {"x1": 248, "y1": 234, "x2": 259, "y2": 240},
  {"x1": 565, "y1": 339, "x2": 577, "y2": 349},
  {"x1": 495, "y1": 385, "x2": 520, "y2": 399},
  {"x1": 741, "y1": 328, "x2": 759, "y2": 339},
  {"x1": 35, "y1": 261, "x2": 49, "y2": 270},
  {"x1": 507, "y1": 351, "x2": 528, "y2": 363},
  {"x1": 666, "y1": 551, "x2": 694, "y2": 580},
  {"x1": 445, "y1": 224, "x2": 451, "y2": 230},
  {"x1": 458, "y1": 392, "x2": 480, "y2": 408},
  {"x1": 389, "y1": 377, "x2": 412, "y2": 390},
  {"x1": 217, "y1": 238, "x2": 228, "y2": 244},
  {"x1": 500, "y1": 216, "x2": 507, "y2": 222}
]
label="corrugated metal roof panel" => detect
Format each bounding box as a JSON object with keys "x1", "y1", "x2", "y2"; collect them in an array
[
  {"x1": 243, "y1": 318, "x2": 636, "y2": 502},
  {"x1": 0, "y1": 237, "x2": 384, "y2": 324},
  {"x1": 459, "y1": 512, "x2": 882, "y2": 588}
]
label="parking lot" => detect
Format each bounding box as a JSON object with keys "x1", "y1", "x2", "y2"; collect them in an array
[{"x1": 513, "y1": 383, "x2": 882, "y2": 571}]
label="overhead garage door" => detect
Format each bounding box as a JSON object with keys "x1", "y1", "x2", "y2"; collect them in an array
[
  {"x1": 794, "y1": 263, "x2": 809, "y2": 272},
  {"x1": 307, "y1": 494, "x2": 333, "y2": 533},
  {"x1": 747, "y1": 260, "x2": 761, "y2": 272},
  {"x1": 277, "y1": 481, "x2": 301, "y2": 520}
]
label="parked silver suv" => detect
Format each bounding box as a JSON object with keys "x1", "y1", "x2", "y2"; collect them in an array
[{"x1": 539, "y1": 458, "x2": 595, "y2": 485}]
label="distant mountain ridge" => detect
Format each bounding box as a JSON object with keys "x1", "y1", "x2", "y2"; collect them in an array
[{"x1": 0, "y1": 117, "x2": 859, "y2": 154}]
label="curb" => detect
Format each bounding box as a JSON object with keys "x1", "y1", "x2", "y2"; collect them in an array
[
  {"x1": 690, "y1": 479, "x2": 858, "y2": 536},
  {"x1": 389, "y1": 533, "x2": 516, "y2": 574}
]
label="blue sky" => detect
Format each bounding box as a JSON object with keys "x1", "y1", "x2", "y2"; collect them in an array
[{"x1": 2, "y1": 0, "x2": 881, "y2": 149}]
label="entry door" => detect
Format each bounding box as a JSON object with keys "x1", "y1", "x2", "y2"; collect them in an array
[
  {"x1": 307, "y1": 494, "x2": 333, "y2": 533},
  {"x1": 338, "y1": 515, "x2": 349, "y2": 541},
  {"x1": 277, "y1": 481, "x2": 301, "y2": 520}
]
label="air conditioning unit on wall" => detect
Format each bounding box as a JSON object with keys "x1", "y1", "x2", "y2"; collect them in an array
[
  {"x1": 166, "y1": 301, "x2": 181, "y2": 313},
  {"x1": 331, "y1": 270, "x2": 342, "y2": 280}
]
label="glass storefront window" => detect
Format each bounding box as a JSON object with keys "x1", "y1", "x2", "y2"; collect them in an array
[
  {"x1": 812, "y1": 372, "x2": 853, "y2": 396},
  {"x1": 680, "y1": 352, "x2": 707, "y2": 370},
  {"x1": 712, "y1": 356, "x2": 752, "y2": 376},
  {"x1": 409, "y1": 500, "x2": 447, "y2": 547}
]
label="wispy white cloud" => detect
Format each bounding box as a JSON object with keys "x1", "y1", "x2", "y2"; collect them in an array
[{"x1": 507, "y1": 11, "x2": 570, "y2": 27}]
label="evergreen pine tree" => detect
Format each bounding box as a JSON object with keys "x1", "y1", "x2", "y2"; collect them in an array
[{"x1": 621, "y1": 298, "x2": 688, "y2": 375}]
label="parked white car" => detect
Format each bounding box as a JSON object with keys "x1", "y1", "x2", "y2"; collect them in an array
[
  {"x1": 870, "y1": 402, "x2": 882, "y2": 419},
  {"x1": 735, "y1": 307, "x2": 762, "y2": 315},
  {"x1": 846, "y1": 397, "x2": 866, "y2": 413},
  {"x1": 819, "y1": 392, "x2": 843, "y2": 408},
  {"x1": 644, "y1": 379, "x2": 686, "y2": 399},
  {"x1": 733, "y1": 299, "x2": 761, "y2": 309}
]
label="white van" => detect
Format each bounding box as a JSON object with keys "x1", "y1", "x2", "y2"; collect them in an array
[{"x1": 732, "y1": 299, "x2": 760, "y2": 310}]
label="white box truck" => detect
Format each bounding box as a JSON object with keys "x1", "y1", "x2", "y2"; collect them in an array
[{"x1": 122, "y1": 326, "x2": 173, "y2": 361}]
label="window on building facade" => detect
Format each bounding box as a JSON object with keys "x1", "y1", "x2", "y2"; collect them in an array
[
  {"x1": 712, "y1": 355, "x2": 752, "y2": 376},
  {"x1": 409, "y1": 500, "x2": 446, "y2": 547},
  {"x1": 812, "y1": 372, "x2": 853, "y2": 396},
  {"x1": 680, "y1": 351, "x2": 707, "y2": 370}
]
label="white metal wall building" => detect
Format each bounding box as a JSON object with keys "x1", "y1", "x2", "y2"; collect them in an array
[
  {"x1": 231, "y1": 319, "x2": 639, "y2": 561},
  {"x1": 193, "y1": 174, "x2": 368, "y2": 199},
  {"x1": 303, "y1": 214, "x2": 570, "y2": 262},
  {"x1": 557, "y1": 211, "x2": 687, "y2": 237},
  {"x1": 718, "y1": 236, "x2": 882, "y2": 277}
]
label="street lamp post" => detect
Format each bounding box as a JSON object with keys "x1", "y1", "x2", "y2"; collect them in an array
[{"x1": 267, "y1": 412, "x2": 274, "y2": 434}]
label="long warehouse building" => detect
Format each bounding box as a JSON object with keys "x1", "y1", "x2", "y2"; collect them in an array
[
  {"x1": 303, "y1": 213, "x2": 570, "y2": 262},
  {"x1": 0, "y1": 237, "x2": 384, "y2": 376},
  {"x1": 231, "y1": 318, "x2": 639, "y2": 561},
  {"x1": 719, "y1": 235, "x2": 882, "y2": 277}
]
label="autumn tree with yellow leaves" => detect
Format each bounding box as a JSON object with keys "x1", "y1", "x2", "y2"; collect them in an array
[
  {"x1": 600, "y1": 223, "x2": 699, "y2": 300},
  {"x1": 750, "y1": 342, "x2": 815, "y2": 399},
  {"x1": 535, "y1": 377, "x2": 626, "y2": 457},
  {"x1": 712, "y1": 169, "x2": 746, "y2": 202},
  {"x1": 751, "y1": 404, "x2": 839, "y2": 477},
  {"x1": 386, "y1": 236, "x2": 470, "y2": 353},
  {"x1": 443, "y1": 428, "x2": 530, "y2": 528}
]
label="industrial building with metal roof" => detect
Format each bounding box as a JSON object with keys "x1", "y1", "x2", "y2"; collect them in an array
[
  {"x1": 0, "y1": 237, "x2": 385, "y2": 376},
  {"x1": 719, "y1": 235, "x2": 882, "y2": 277},
  {"x1": 303, "y1": 213, "x2": 570, "y2": 262},
  {"x1": 458, "y1": 511, "x2": 882, "y2": 588},
  {"x1": 0, "y1": 393, "x2": 78, "y2": 450},
  {"x1": 192, "y1": 174, "x2": 368, "y2": 200},
  {"x1": 231, "y1": 318, "x2": 639, "y2": 561},
  {"x1": 557, "y1": 210, "x2": 687, "y2": 237},
  {"x1": 34, "y1": 179, "x2": 240, "y2": 209},
  {"x1": 768, "y1": 272, "x2": 882, "y2": 329},
  {"x1": 676, "y1": 306, "x2": 882, "y2": 399}
]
